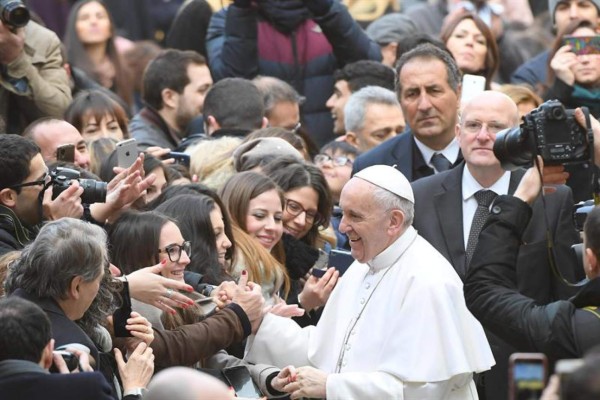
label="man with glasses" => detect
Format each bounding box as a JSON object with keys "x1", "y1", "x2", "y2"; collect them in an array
[
  {"x1": 253, "y1": 76, "x2": 304, "y2": 134},
  {"x1": 411, "y1": 91, "x2": 581, "y2": 400},
  {"x1": 0, "y1": 135, "x2": 84, "y2": 256}
]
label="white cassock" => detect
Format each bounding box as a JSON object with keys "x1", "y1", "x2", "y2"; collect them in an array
[{"x1": 245, "y1": 226, "x2": 495, "y2": 399}]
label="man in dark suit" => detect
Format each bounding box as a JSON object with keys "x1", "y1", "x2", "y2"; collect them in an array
[
  {"x1": 0, "y1": 297, "x2": 114, "y2": 400},
  {"x1": 412, "y1": 91, "x2": 582, "y2": 400},
  {"x1": 352, "y1": 43, "x2": 463, "y2": 181}
]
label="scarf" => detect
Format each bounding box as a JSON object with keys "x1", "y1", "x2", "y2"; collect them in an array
[{"x1": 257, "y1": 0, "x2": 311, "y2": 34}]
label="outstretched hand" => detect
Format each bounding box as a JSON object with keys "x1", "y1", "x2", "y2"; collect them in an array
[
  {"x1": 513, "y1": 156, "x2": 569, "y2": 204},
  {"x1": 126, "y1": 261, "x2": 195, "y2": 314}
]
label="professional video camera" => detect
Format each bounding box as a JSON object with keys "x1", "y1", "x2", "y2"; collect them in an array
[
  {"x1": 493, "y1": 100, "x2": 593, "y2": 171},
  {"x1": 0, "y1": 0, "x2": 29, "y2": 28},
  {"x1": 50, "y1": 167, "x2": 107, "y2": 204}
]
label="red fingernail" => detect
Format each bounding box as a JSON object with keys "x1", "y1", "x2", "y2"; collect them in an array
[
  {"x1": 242, "y1": 270, "x2": 247, "y2": 275},
  {"x1": 187, "y1": 286, "x2": 194, "y2": 292}
]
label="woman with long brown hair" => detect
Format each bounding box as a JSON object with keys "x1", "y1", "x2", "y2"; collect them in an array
[{"x1": 64, "y1": 0, "x2": 133, "y2": 107}]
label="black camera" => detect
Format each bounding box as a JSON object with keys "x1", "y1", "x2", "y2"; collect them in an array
[
  {"x1": 50, "y1": 167, "x2": 107, "y2": 204},
  {"x1": 0, "y1": 0, "x2": 29, "y2": 28},
  {"x1": 49, "y1": 350, "x2": 80, "y2": 373},
  {"x1": 493, "y1": 100, "x2": 593, "y2": 171}
]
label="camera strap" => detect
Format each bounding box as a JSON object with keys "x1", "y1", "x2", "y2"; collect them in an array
[{"x1": 537, "y1": 107, "x2": 596, "y2": 288}]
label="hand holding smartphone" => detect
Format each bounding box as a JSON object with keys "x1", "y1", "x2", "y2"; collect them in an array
[
  {"x1": 312, "y1": 249, "x2": 354, "y2": 278},
  {"x1": 563, "y1": 35, "x2": 600, "y2": 56},
  {"x1": 116, "y1": 139, "x2": 138, "y2": 168}
]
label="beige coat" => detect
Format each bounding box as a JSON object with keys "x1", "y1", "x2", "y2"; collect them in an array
[{"x1": 0, "y1": 21, "x2": 71, "y2": 133}]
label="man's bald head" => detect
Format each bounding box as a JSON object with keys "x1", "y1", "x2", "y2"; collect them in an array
[
  {"x1": 23, "y1": 118, "x2": 90, "y2": 170},
  {"x1": 145, "y1": 367, "x2": 232, "y2": 400},
  {"x1": 461, "y1": 91, "x2": 520, "y2": 128},
  {"x1": 457, "y1": 91, "x2": 520, "y2": 173}
]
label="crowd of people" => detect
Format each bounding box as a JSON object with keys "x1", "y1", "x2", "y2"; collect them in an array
[{"x1": 1, "y1": 0, "x2": 600, "y2": 399}]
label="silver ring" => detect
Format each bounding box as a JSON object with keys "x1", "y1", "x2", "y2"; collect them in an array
[{"x1": 165, "y1": 288, "x2": 174, "y2": 299}]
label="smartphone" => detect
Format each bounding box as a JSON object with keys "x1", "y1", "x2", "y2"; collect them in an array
[
  {"x1": 328, "y1": 249, "x2": 354, "y2": 276},
  {"x1": 556, "y1": 358, "x2": 585, "y2": 398},
  {"x1": 563, "y1": 35, "x2": 600, "y2": 55},
  {"x1": 116, "y1": 138, "x2": 138, "y2": 168},
  {"x1": 112, "y1": 281, "x2": 133, "y2": 338},
  {"x1": 508, "y1": 353, "x2": 548, "y2": 400},
  {"x1": 165, "y1": 152, "x2": 191, "y2": 167},
  {"x1": 222, "y1": 366, "x2": 263, "y2": 398},
  {"x1": 460, "y1": 74, "x2": 486, "y2": 105},
  {"x1": 56, "y1": 144, "x2": 75, "y2": 163}
]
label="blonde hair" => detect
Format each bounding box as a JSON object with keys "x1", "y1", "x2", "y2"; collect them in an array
[
  {"x1": 496, "y1": 84, "x2": 542, "y2": 108},
  {"x1": 230, "y1": 225, "x2": 290, "y2": 299},
  {"x1": 188, "y1": 137, "x2": 242, "y2": 191}
]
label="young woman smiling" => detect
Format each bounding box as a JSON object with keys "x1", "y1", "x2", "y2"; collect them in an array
[{"x1": 220, "y1": 171, "x2": 290, "y2": 302}]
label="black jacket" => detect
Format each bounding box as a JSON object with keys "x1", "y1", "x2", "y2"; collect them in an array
[
  {"x1": 465, "y1": 195, "x2": 600, "y2": 361},
  {"x1": 11, "y1": 289, "x2": 100, "y2": 367},
  {"x1": 0, "y1": 360, "x2": 113, "y2": 400}
]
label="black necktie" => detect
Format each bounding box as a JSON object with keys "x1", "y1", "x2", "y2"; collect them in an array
[
  {"x1": 431, "y1": 153, "x2": 452, "y2": 172},
  {"x1": 465, "y1": 190, "x2": 497, "y2": 267}
]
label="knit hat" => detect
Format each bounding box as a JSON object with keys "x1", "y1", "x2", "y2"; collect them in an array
[
  {"x1": 365, "y1": 13, "x2": 418, "y2": 44},
  {"x1": 233, "y1": 137, "x2": 303, "y2": 171},
  {"x1": 548, "y1": 0, "x2": 600, "y2": 24}
]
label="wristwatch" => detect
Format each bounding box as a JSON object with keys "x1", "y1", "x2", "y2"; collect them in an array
[{"x1": 124, "y1": 387, "x2": 148, "y2": 398}]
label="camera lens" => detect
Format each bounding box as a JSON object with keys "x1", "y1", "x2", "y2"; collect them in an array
[
  {"x1": 79, "y1": 179, "x2": 107, "y2": 204},
  {"x1": 493, "y1": 127, "x2": 534, "y2": 171},
  {"x1": 551, "y1": 106, "x2": 565, "y2": 120},
  {"x1": 1, "y1": 1, "x2": 30, "y2": 28}
]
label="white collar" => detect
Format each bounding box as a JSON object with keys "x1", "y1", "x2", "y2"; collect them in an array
[
  {"x1": 413, "y1": 137, "x2": 460, "y2": 167},
  {"x1": 367, "y1": 226, "x2": 418, "y2": 273},
  {"x1": 462, "y1": 166, "x2": 511, "y2": 201}
]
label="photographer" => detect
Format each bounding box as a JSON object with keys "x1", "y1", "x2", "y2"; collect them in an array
[
  {"x1": 464, "y1": 105, "x2": 600, "y2": 359},
  {"x1": 0, "y1": 296, "x2": 153, "y2": 400},
  {"x1": 0, "y1": 296, "x2": 113, "y2": 400},
  {"x1": 0, "y1": 135, "x2": 83, "y2": 255},
  {"x1": 0, "y1": 10, "x2": 71, "y2": 134}
]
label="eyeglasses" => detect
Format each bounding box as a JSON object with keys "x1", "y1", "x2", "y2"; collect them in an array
[
  {"x1": 158, "y1": 241, "x2": 192, "y2": 262},
  {"x1": 285, "y1": 199, "x2": 324, "y2": 227},
  {"x1": 7, "y1": 172, "x2": 51, "y2": 190},
  {"x1": 314, "y1": 154, "x2": 353, "y2": 167},
  {"x1": 462, "y1": 120, "x2": 508, "y2": 135},
  {"x1": 287, "y1": 122, "x2": 301, "y2": 134}
]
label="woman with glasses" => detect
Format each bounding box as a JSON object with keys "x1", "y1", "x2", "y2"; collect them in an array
[
  {"x1": 109, "y1": 210, "x2": 200, "y2": 331},
  {"x1": 155, "y1": 193, "x2": 234, "y2": 286},
  {"x1": 108, "y1": 209, "x2": 286, "y2": 395},
  {"x1": 262, "y1": 157, "x2": 338, "y2": 326},
  {"x1": 219, "y1": 172, "x2": 290, "y2": 303}
]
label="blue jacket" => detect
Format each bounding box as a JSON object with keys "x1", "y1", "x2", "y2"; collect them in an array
[
  {"x1": 510, "y1": 50, "x2": 549, "y2": 88},
  {"x1": 206, "y1": 1, "x2": 381, "y2": 147}
]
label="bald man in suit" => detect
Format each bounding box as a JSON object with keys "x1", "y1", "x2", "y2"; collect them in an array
[{"x1": 412, "y1": 91, "x2": 582, "y2": 400}]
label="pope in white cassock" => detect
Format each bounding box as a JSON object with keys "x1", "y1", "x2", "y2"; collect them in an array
[{"x1": 245, "y1": 165, "x2": 495, "y2": 399}]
